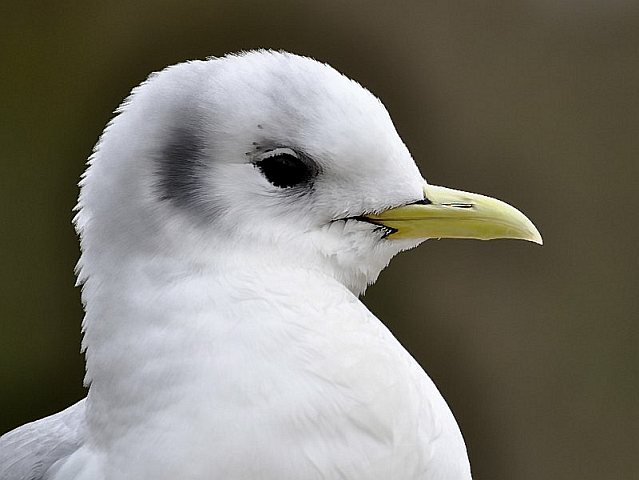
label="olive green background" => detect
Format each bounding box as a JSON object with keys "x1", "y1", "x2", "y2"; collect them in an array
[{"x1": 1, "y1": 1, "x2": 637, "y2": 479}]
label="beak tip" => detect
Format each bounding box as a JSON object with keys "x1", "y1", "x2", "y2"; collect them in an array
[{"x1": 527, "y1": 226, "x2": 543, "y2": 246}]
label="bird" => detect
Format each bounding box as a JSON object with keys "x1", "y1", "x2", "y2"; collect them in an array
[{"x1": 0, "y1": 50, "x2": 541, "y2": 480}]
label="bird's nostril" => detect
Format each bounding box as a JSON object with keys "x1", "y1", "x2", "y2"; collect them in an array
[
  {"x1": 411, "y1": 198, "x2": 432, "y2": 205},
  {"x1": 443, "y1": 202, "x2": 474, "y2": 209}
]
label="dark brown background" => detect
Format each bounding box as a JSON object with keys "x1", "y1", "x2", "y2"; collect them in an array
[{"x1": 1, "y1": 1, "x2": 637, "y2": 479}]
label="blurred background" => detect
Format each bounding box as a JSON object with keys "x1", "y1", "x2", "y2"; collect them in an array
[{"x1": 1, "y1": 1, "x2": 637, "y2": 478}]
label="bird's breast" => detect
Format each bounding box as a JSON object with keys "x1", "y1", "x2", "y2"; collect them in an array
[{"x1": 85, "y1": 270, "x2": 471, "y2": 479}]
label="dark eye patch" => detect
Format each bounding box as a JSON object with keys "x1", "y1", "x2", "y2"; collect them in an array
[
  {"x1": 255, "y1": 151, "x2": 318, "y2": 188},
  {"x1": 157, "y1": 126, "x2": 207, "y2": 209}
]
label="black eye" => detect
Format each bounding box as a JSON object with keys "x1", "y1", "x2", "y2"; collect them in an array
[{"x1": 256, "y1": 149, "x2": 316, "y2": 188}]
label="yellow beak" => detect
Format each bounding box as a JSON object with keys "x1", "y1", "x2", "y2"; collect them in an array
[{"x1": 366, "y1": 184, "x2": 542, "y2": 244}]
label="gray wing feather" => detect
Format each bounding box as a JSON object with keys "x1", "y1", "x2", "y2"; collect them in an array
[{"x1": 0, "y1": 399, "x2": 86, "y2": 480}]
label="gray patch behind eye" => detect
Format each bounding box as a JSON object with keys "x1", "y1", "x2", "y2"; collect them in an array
[{"x1": 156, "y1": 124, "x2": 209, "y2": 213}]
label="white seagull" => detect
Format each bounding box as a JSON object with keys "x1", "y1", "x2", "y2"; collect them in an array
[{"x1": 0, "y1": 50, "x2": 541, "y2": 480}]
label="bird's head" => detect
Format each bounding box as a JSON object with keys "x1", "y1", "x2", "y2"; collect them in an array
[{"x1": 76, "y1": 50, "x2": 541, "y2": 295}]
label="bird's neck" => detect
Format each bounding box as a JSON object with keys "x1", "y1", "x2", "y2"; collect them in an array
[{"x1": 80, "y1": 251, "x2": 366, "y2": 442}]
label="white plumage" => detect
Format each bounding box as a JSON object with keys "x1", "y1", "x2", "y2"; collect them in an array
[{"x1": 1, "y1": 50, "x2": 541, "y2": 479}]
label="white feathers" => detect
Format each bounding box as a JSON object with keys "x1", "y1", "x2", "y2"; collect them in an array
[{"x1": 1, "y1": 51, "x2": 472, "y2": 480}]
